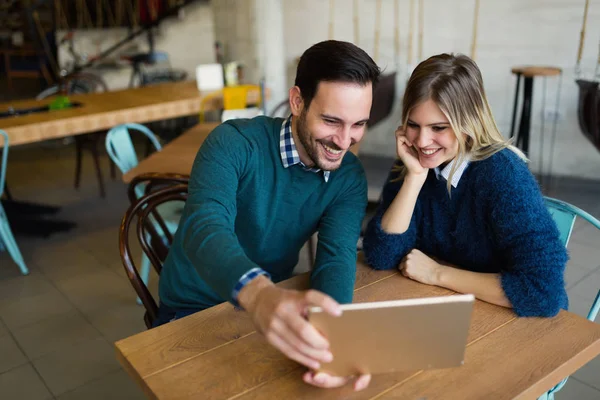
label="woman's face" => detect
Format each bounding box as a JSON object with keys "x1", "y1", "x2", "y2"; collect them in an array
[{"x1": 405, "y1": 99, "x2": 459, "y2": 169}]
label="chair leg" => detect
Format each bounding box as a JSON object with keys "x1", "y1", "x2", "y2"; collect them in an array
[
  {"x1": 74, "y1": 136, "x2": 83, "y2": 189},
  {"x1": 0, "y1": 217, "x2": 29, "y2": 275},
  {"x1": 89, "y1": 137, "x2": 106, "y2": 198},
  {"x1": 109, "y1": 156, "x2": 117, "y2": 180},
  {"x1": 137, "y1": 254, "x2": 151, "y2": 305},
  {"x1": 3, "y1": 182, "x2": 13, "y2": 201}
]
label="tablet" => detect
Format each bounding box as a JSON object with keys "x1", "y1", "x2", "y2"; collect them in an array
[{"x1": 307, "y1": 294, "x2": 475, "y2": 376}]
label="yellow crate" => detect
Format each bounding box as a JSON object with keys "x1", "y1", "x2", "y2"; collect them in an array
[{"x1": 223, "y1": 85, "x2": 261, "y2": 110}]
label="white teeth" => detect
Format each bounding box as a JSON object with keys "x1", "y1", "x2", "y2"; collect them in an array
[
  {"x1": 421, "y1": 149, "x2": 439, "y2": 155},
  {"x1": 322, "y1": 143, "x2": 342, "y2": 155}
]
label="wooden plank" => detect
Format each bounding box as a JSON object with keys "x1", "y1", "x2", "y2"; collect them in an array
[
  {"x1": 379, "y1": 311, "x2": 600, "y2": 400},
  {"x1": 121, "y1": 122, "x2": 219, "y2": 183},
  {"x1": 115, "y1": 261, "x2": 395, "y2": 380},
  {"x1": 1, "y1": 81, "x2": 211, "y2": 146},
  {"x1": 138, "y1": 273, "x2": 515, "y2": 399},
  {"x1": 234, "y1": 276, "x2": 516, "y2": 400}
]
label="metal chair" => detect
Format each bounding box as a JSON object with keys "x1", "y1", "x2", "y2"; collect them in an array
[
  {"x1": 0, "y1": 130, "x2": 29, "y2": 275},
  {"x1": 119, "y1": 182, "x2": 189, "y2": 329},
  {"x1": 538, "y1": 196, "x2": 600, "y2": 400}
]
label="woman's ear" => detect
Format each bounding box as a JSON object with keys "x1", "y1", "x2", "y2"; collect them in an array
[{"x1": 289, "y1": 86, "x2": 304, "y2": 116}]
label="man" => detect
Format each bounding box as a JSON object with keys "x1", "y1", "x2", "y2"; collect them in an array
[{"x1": 155, "y1": 40, "x2": 380, "y2": 390}]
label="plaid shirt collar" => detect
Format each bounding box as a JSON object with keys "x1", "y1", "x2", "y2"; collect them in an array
[{"x1": 279, "y1": 115, "x2": 330, "y2": 182}]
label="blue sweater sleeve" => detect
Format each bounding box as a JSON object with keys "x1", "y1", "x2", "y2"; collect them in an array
[
  {"x1": 482, "y1": 153, "x2": 568, "y2": 317},
  {"x1": 362, "y1": 163, "x2": 420, "y2": 270},
  {"x1": 310, "y1": 160, "x2": 368, "y2": 304},
  {"x1": 179, "y1": 122, "x2": 260, "y2": 303}
]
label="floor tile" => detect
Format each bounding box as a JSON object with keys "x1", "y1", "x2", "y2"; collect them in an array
[
  {"x1": 0, "y1": 317, "x2": 8, "y2": 337},
  {"x1": 54, "y1": 269, "x2": 135, "y2": 315},
  {"x1": 569, "y1": 270, "x2": 600, "y2": 303},
  {"x1": 0, "y1": 333, "x2": 28, "y2": 374},
  {"x1": 56, "y1": 368, "x2": 146, "y2": 400},
  {"x1": 565, "y1": 263, "x2": 592, "y2": 290},
  {"x1": 555, "y1": 377, "x2": 600, "y2": 400},
  {"x1": 566, "y1": 242, "x2": 600, "y2": 271},
  {"x1": 0, "y1": 363, "x2": 53, "y2": 400},
  {"x1": 567, "y1": 293, "x2": 597, "y2": 320},
  {"x1": 573, "y1": 355, "x2": 600, "y2": 390},
  {"x1": 0, "y1": 286, "x2": 76, "y2": 330},
  {"x1": 32, "y1": 337, "x2": 121, "y2": 396},
  {"x1": 13, "y1": 310, "x2": 102, "y2": 360},
  {"x1": 88, "y1": 303, "x2": 147, "y2": 343},
  {"x1": 571, "y1": 222, "x2": 600, "y2": 249},
  {"x1": 0, "y1": 271, "x2": 56, "y2": 302}
]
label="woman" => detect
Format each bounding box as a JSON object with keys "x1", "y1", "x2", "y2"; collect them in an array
[{"x1": 362, "y1": 53, "x2": 568, "y2": 317}]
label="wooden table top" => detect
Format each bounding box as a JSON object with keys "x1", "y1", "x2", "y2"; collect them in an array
[
  {"x1": 1, "y1": 81, "x2": 233, "y2": 147},
  {"x1": 122, "y1": 122, "x2": 220, "y2": 183},
  {"x1": 115, "y1": 256, "x2": 600, "y2": 400}
]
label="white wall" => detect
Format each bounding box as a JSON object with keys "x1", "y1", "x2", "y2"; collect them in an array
[
  {"x1": 57, "y1": 1, "x2": 215, "y2": 90},
  {"x1": 279, "y1": 0, "x2": 600, "y2": 179}
]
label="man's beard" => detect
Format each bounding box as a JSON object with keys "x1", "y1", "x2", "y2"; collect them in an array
[{"x1": 296, "y1": 109, "x2": 343, "y2": 172}]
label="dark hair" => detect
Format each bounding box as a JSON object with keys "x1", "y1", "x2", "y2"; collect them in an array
[{"x1": 294, "y1": 40, "x2": 381, "y2": 108}]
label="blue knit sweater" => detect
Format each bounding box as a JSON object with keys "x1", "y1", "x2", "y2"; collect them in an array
[{"x1": 363, "y1": 149, "x2": 568, "y2": 317}]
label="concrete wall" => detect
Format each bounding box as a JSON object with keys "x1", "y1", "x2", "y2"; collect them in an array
[
  {"x1": 57, "y1": 1, "x2": 215, "y2": 90},
  {"x1": 280, "y1": 0, "x2": 600, "y2": 180}
]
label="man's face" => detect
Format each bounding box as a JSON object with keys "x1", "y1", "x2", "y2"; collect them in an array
[{"x1": 292, "y1": 81, "x2": 372, "y2": 171}]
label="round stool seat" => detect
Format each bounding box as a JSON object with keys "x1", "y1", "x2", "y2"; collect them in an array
[{"x1": 511, "y1": 66, "x2": 562, "y2": 77}]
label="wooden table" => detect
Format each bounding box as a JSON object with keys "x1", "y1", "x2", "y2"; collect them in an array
[
  {"x1": 115, "y1": 257, "x2": 600, "y2": 400},
  {"x1": 122, "y1": 122, "x2": 219, "y2": 183},
  {"x1": 0, "y1": 81, "x2": 257, "y2": 147}
]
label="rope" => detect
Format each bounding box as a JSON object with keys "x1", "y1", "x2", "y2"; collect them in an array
[
  {"x1": 470, "y1": 0, "x2": 480, "y2": 60},
  {"x1": 418, "y1": 0, "x2": 424, "y2": 61},
  {"x1": 408, "y1": 0, "x2": 415, "y2": 65},
  {"x1": 374, "y1": 0, "x2": 382, "y2": 62},
  {"x1": 575, "y1": 0, "x2": 590, "y2": 78},
  {"x1": 354, "y1": 0, "x2": 359, "y2": 45},
  {"x1": 546, "y1": 73, "x2": 563, "y2": 194}
]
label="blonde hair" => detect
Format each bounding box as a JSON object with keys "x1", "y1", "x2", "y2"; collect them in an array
[{"x1": 393, "y1": 53, "x2": 527, "y2": 192}]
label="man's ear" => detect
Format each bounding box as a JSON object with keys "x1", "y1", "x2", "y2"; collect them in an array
[{"x1": 289, "y1": 86, "x2": 304, "y2": 116}]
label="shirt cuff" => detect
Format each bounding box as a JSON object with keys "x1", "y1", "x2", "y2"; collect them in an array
[{"x1": 231, "y1": 267, "x2": 271, "y2": 309}]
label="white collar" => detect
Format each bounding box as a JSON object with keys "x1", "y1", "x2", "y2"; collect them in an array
[{"x1": 434, "y1": 157, "x2": 470, "y2": 188}]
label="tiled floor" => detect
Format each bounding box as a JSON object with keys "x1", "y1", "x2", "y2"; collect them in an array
[{"x1": 0, "y1": 141, "x2": 599, "y2": 398}]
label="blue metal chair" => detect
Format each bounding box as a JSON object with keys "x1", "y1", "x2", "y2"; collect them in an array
[
  {"x1": 106, "y1": 123, "x2": 181, "y2": 298},
  {"x1": 0, "y1": 130, "x2": 29, "y2": 275},
  {"x1": 538, "y1": 196, "x2": 600, "y2": 400}
]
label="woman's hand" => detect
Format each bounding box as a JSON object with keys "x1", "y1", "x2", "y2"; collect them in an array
[
  {"x1": 395, "y1": 127, "x2": 427, "y2": 178},
  {"x1": 303, "y1": 370, "x2": 371, "y2": 391},
  {"x1": 399, "y1": 249, "x2": 444, "y2": 286}
]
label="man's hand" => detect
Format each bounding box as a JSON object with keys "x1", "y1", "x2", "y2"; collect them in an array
[{"x1": 238, "y1": 276, "x2": 341, "y2": 370}]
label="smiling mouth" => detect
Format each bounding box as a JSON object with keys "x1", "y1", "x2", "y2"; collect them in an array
[
  {"x1": 420, "y1": 148, "x2": 441, "y2": 157},
  {"x1": 320, "y1": 142, "x2": 343, "y2": 159}
]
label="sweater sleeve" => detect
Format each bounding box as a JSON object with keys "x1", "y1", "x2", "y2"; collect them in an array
[
  {"x1": 309, "y1": 163, "x2": 368, "y2": 304},
  {"x1": 362, "y1": 162, "x2": 420, "y2": 270},
  {"x1": 179, "y1": 122, "x2": 261, "y2": 303},
  {"x1": 483, "y1": 154, "x2": 568, "y2": 317}
]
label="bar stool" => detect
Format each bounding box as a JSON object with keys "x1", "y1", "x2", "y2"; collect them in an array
[{"x1": 509, "y1": 66, "x2": 562, "y2": 190}]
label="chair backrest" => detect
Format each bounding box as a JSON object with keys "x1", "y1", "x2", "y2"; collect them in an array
[
  {"x1": 544, "y1": 196, "x2": 600, "y2": 322},
  {"x1": 127, "y1": 172, "x2": 189, "y2": 263},
  {"x1": 0, "y1": 130, "x2": 9, "y2": 196},
  {"x1": 120, "y1": 182, "x2": 189, "y2": 329},
  {"x1": 106, "y1": 123, "x2": 162, "y2": 175}
]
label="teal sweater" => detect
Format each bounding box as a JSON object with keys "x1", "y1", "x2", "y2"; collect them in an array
[{"x1": 158, "y1": 116, "x2": 368, "y2": 310}]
